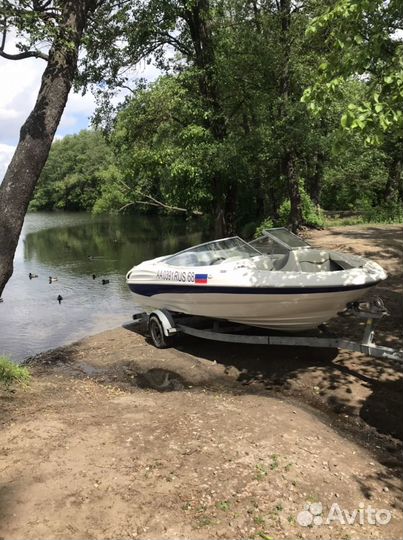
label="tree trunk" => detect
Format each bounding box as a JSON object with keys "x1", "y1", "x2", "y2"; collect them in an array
[
  {"x1": 309, "y1": 151, "x2": 324, "y2": 206},
  {"x1": 214, "y1": 197, "x2": 226, "y2": 237},
  {"x1": 384, "y1": 155, "x2": 402, "y2": 203},
  {"x1": 285, "y1": 152, "x2": 302, "y2": 233},
  {"x1": 255, "y1": 173, "x2": 265, "y2": 219},
  {"x1": 279, "y1": 0, "x2": 303, "y2": 232},
  {"x1": 0, "y1": 1, "x2": 93, "y2": 296},
  {"x1": 225, "y1": 180, "x2": 237, "y2": 235},
  {"x1": 269, "y1": 185, "x2": 278, "y2": 221},
  {"x1": 184, "y1": 0, "x2": 231, "y2": 236}
]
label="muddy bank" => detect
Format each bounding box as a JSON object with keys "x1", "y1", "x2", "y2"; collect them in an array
[{"x1": 1, "y1": 225, "x2": 402, "y2": 539}]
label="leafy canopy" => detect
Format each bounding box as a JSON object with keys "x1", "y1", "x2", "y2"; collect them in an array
[{"x1": 303, "y1": 0, "x2": 403, "y2": 141}]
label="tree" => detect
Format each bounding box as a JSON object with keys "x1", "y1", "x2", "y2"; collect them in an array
[
  {"x1": 303, "y1": 0, "x2": 403, "y2": 139},
  {"x1": 81, "y1": 0, "x2": 243, "y2": 235},
  {"x1": 83, "y1": 0, "x2": 333, "y2": 233},
  {"x1": 95, "y1": 75, "x2": 228, "y2": 217},
  {"x1": 214, "y1": 0, "x2": 329, "y2": 231},
  {"x1": 30, "y1": 130, "x2": 113, "y2": 211},
  {"x1": 0, "y1": 0, "x2": 99, "y2": 296}
]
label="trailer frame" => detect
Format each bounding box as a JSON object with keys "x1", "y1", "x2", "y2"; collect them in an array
[{"x1": 131, "y1": 298, "x2": 402, "y2": 363}]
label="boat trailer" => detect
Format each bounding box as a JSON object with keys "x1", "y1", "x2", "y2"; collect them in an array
[{"x1": 131, "y1": 297, "x2": 402, "y2": 363}]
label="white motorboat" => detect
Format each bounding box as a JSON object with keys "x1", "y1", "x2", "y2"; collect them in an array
[{"x1": 126, "y1": 228, "x2": 387, "y2": 331}]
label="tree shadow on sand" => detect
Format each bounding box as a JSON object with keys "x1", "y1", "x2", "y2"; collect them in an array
[
  {"x1": 23, "y1": 323, "x2": 403, "y2": 509},
  {"x1": 172, "y1": 335, "x2": 403, "y2": 439},
  {"x1": 121, "y1": 315, "x2": 403, "y2": 446}
]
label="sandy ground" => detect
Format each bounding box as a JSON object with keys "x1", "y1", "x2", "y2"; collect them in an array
[{"x1": 0, "y1": 225, "x2": 402, "y2": 540}]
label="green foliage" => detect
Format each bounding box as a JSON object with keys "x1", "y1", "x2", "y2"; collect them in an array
[
  {"x1": 255, "y1": 184, "x2": 325, "y2": 236},
  {"x1": 0, "y1": 356, "x2": 30, "y2": 390},
  {"x1": 365, "y1": 201, "x2": 403, "y2": 224},
  {"x1": 254, "y1": 218, "x2": 274, "y2": 238},
  {"x1": 303, "y1": 0, "x2": 403, "y2": 139},
  {"x1": 277, "y1": 184, "x2": 325, "y2": 229},
  {"x1": 30, "y1": 130, "x2": 114, "y2": 212},
  {"x1": 325, "y1": 202, "x2": 403, "y2": 226},
  {"x1": 101, "y1": 75, "x2": 221, "y2": 215},
  {"x1": 23, "y1": 0, "x2": 402, "y2": 231},
  {"x1": 92, "y1": 165, "x2": 129, "y2": 214},
  {"x1": 321, "y1": 130, "x2": 389, "y2": 210}
]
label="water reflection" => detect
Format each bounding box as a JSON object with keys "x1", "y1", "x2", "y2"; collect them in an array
[{"x1": 0, "y1": 212, "x2": 207, "y2": 362}]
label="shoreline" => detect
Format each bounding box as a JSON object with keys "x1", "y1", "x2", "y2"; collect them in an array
[
  {"x1": 1, "y1": 224, "x2": 402, "y2": 539},
  {"x1": 18, "y1": 222, "x2": 403, "y2": 446},
  {"x1": 2, "y1": 321, "x2": 402, "y2": 539}
]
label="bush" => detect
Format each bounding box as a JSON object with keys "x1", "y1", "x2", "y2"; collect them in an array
[
  {"x1": 325, "y1": 201, "x2": 403, "y2": 226},
  {"x1": 0, "y1": 356, "x2": 30, "y2": 390},
  {"x1": 278, "y1": 184, "x2": 325, "y2": 229},
  {"x1": 254, "y1": 217, "x2": 274, "y2": 238},
  {"x1": 255, "y1": 182, "x2": 324, "y2": 236},
  {"x1": 364, "y1": 201, "x2": 403, "y2": 224}
]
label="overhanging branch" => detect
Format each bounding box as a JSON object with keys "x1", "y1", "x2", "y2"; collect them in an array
[
  {"x1": 119, "y1": 197, "x2": 203, "y2": 215},
  {"x1": 117, "y1": 182, "x2": 203, "y2": 215},
  {"x1": 0, "y1": 17, "x2": 49, "y2": 61},
  {"x1": 0, "y1": 49, "x2": 49, "y2": 61}
]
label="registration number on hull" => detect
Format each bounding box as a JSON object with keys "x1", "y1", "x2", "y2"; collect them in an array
[{"x1": 156, "y1": 269, "x2": 209, "y2": 284}]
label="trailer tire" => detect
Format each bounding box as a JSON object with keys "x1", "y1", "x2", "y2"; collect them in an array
[{"x1": 148, "y1": 314, "x2": 175, "y2": 349}]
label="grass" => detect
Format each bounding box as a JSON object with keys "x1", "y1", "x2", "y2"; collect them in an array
[
  {"x1": 196, "y1": 516, "x2": 214, "y2": 528},
  {"x1": 0, "y1": 356, "x2": 30, "y2": 390},
  {"x1": 270, "y1": 454, "x2": 279, "y2": 470},
  {"x1": 255, "y1": 463, "x2": 268, "y2": 480},
  {"x1": 324, "y1": 208, "x2": 403, "y2": 227},
  {"x1": 216, "y1": 500, "x2": 231, "y2": 512}
]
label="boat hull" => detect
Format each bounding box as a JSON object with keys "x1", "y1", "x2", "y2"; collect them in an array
[
  {"x1": 128, "y1": 283, "x2": 374, "y2": 331},
  {"x1": 126, "y1": 244, "x2": 386, "y2": 331}
]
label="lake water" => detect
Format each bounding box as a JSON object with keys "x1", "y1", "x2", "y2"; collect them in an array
[{"x1": 0, "y1": 212, "x2": 207, "y2": 362}]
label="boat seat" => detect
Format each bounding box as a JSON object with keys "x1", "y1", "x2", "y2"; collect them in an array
[
  {"x1": 274, "y1": 250, "x2": 339, "y2": 272},
  {"x1": 298, "y1": 251, "x2": 343, "y2": 272},
  {"x1": 272, "y1": 254, "x2": 288, "y2": 270},
  {"x1": 299, "y1": 259, "x2": 338, "y2": 272},
  {"x1": 276, "y1": 251, "x2": 300, "y2": 271}
]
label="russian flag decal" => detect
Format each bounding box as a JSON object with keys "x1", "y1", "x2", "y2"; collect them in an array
[{"x1": 195, "y1": 273, "x2": 208, "y2": 284}]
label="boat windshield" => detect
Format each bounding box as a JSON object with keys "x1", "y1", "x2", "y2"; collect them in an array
[
  {"x1": 165, "y1": 237, "x2": 261, "y2": 267},
  {"x1": 249, "y1": 227, "x2": 311, "y2": 254}
]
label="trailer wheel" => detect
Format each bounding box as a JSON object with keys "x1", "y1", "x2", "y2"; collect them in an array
[{"x1": 148, "y1": 314, "x2": 174, "y2": 349}]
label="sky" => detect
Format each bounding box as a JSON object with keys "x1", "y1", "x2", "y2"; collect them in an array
[{"x1": 0, "y1": 44, "x2": 160, "y2": 177}]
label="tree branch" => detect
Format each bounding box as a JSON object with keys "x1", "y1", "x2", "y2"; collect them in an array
[
  {"x1": 116, "y1": 177, "x2": 132, "y2": 191},
  {"x1": 118, "y1": 201, "x2": 137, "y2": 212},
  {"x1": 159, "y1": 31, "x2": 193, "y2": 57},
  {"x1": 140, "y1": 192, "x2": 189, "y2": 212},
  {"x1": 116, "y1": 178, "x2": 203, "y2": 215},
  {"x1": 134, "y1": 199, "x2": 202, "y2": 215},
  {"x1": 0, "y1": 18, "x2": 49, "y2": 61},
  {"x1": 118, "y1": 198, "x2": 189, "y2": 213},
  {"x1": 121, "y1": 84, "x2": 135, "y2": 94},
  {"x1": 1, "y1": 18, "x2": 6, "y2": 51},
  {"x1": 0, "y1": 49, "x2": 49, "y2": 61},
  {"x1": 118, "y1": 191, "x2": 203, "y2": 215}
]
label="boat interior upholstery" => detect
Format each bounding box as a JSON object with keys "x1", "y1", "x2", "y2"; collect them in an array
[
  {"x1": 246, "y1": 251, "x2": 354, "y2": 272},
  {"x1": 169, "y1": 249, "x2": 355, "y2": 273}
]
